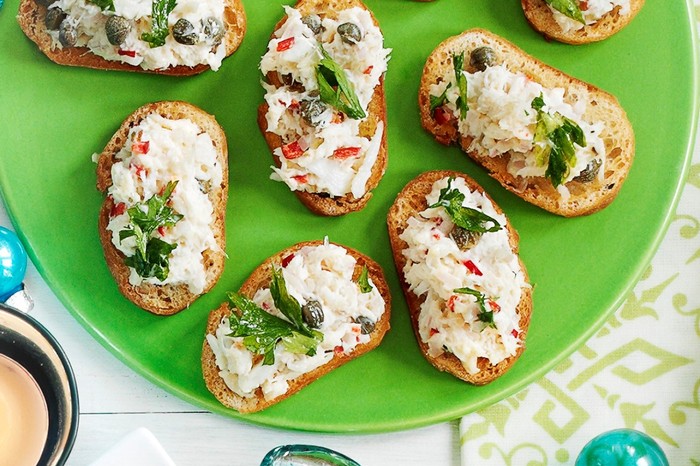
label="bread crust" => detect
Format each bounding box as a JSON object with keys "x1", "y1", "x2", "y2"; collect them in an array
[
  {"x1": 521, "y1": 0, "x2": 645, "y2": 45},
  {"x1": 201, "y1": 240, "x2": 392, "y2": 413},
  {"x1": 17, "y1": 0, "x2": 246, "y2": 75},
  {"x1": 257, "y1": 0, "x2": 388, "y2": 216},
  {"x1": 96, "y1": 101, "x2": 228, "y2": 315},
  {"x1": 387, "y1": 170, "x2": 532, "y2": 385},
  {"x1": 419, "y1": 29, "x2": 634, "y2": 217}
]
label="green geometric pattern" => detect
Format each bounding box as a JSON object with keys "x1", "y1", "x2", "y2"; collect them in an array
[{"x1": 460, "y1": 10, "x2": 700, "y2": 463}]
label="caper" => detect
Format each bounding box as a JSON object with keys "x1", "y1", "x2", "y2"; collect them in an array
[
  {"x1": 573, "y1": 158, "x2": 602, "y2": 183},
  {"x1": 58, "y1": 21, "x2": 77, "y2": 47},
  {"x1": 34, "y1": 0, "x2": 54, "y2": 7},
  {"x1": 302, "y1": 300, "x2": 324, "y2": 328},
  {"x1": 301, "y1": 14, "x2": 322, "y2": 35},
  {"x1": 450, "y1": 225, "x2": 482, "y2": 251},
  {"x1": 172, "y1": 18, "x2": 198, "y2": 45},
  {"x1": 105, "y1": 15, "x2": 130, "y2": 46},
  {"x1": 337, "y1": 22, "x2": 361, "y2": 45},
  {"x1": 300, "y1": 98, "x2": 327, "y2": 126},
  {"x1": 470, "y1": 46, "x2": 496, "y2": 71},
  {"x1": 202, "y1": 17, "x2": 224, "y2": 44},
  {"x1": 44, "y1": 6, "x2": 66, "y2": 30},
  {"x1": 355, "y1": 316, "x2": 375, "y2": 335}
]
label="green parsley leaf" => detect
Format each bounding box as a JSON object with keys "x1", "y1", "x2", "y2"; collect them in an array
[
  {"x1": 544, "y1": 0, "x2": 585, "y2": 24},
  {"x1": 429, "y1": 82, "x2": 452, "y2": 113},
  {"x1": 429, "y1": 178, "x2": 502, "y2": 233},
  {"x1": 227, "y1": 268, "x2": 324, "y2": 365},
  {"x1": 141, "y1": 0, "x2": 177, "y2": 48},
  {"x1": 270, "y1": 266, "x2": 313, "y2": 337},
  {"x1": 87, "y1": 0, "x2": 115, "y2": 11},
  {"x1": 358, "y1": 265, "x2": 373, "y2": 293},
  {"x1": 531, "y1": 94, "x2": 587, "y2": 187},
  {"x1": 119, "y1": 180, "x2": 183, "y2": 280},
  {"x1": 453, "y1": 52, "x2": 469, "y2": 119},
  {"x1": 227, "y1": 292, "x2": 296, "y2": 365},
  {"x1": 316, "y1": 46, "x2": 366, "y2": 120},
  {"x1": 453, "y1": 287, "x2": 496, "y2": 329}
]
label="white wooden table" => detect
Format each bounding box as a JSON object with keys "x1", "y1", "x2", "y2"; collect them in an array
[{"x1": 0, "y1": 207, "x2": 459, "y2": 465}]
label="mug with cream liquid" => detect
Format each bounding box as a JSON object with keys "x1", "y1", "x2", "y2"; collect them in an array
[{"x1": 0, "y1": 302, "x2": 79, "y2": 466}]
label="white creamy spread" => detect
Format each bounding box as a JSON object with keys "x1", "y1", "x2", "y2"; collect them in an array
[
  {"x1": 105, "y1": 113, "x2": 223, "y2": 294},
  {"x1": 549, "y1": 0, "x2": 631, "y2": 33},
  {"x1": 45, "y1": 0, "x2": 227, "y2": 70},
  {"x1": 206, "y1": 241, "x2": 386, "y2": 401},
  {"x1": 399, "y1": 177, "x2": 529, "y2": 374},
  {"x1": 260, "y1": 6, "x2": 391, "y2": 199},
  {"x1": 429, "y1": 63, "x2": 605, "y2": 199}
]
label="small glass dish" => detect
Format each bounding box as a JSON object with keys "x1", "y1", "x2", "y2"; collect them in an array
[{"x1": 260, "y1": 444, "x2": 361, "y2": 466}]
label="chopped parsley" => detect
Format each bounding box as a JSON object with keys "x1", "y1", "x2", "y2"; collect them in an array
[
  {"x1": 453, "y1": 287, "x2": 496, "y2": 329},
  {"x1": 141, "y1": 0, "x2": 177, "y2": 48},
  {"x1": 119, "y1": 180, "x2": 182, "y2": 281},
  {"x1": 544, "y1": 0, "x2": 585, "y2": 24},
  {"x1": 430, "y1": 82, "x2": 452, "y2": 113},
  {"x1": 453, "y1": 52, "x2": 469, "y2": 119},
  {"x1": 429, "y1": 178, "x2": 502, "y2": 233},
  {"x1": 358, "y1": 265, "x2": 373, "y2": 293},
  {"x1": 316, "y1": 46, "x2": 366, "y2": 120},
  {"x1": 227, "y1": 267, "x2": 323, "y2": 365},
  {"x1": 531, "y1": 94, "x2": 587, "y2": 187},
  {"x1": 87, "y1": 0, "x2": 115, "y2": 11}
]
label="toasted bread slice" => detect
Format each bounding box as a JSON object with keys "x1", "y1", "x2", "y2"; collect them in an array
[
  {"x1": 257, "y1": 0, "x2": 389, "y2": 216},
  {"x1": 17, "y1": 0, "x2": 246, "y2": 75},
  {"x1": 202, "y1": 240, "x2": 391, "y2": 413},
  {"x1": 387, "y1": 170, "x2": 532, "y2": 385},
  {"x1": 419, "y1": 29, "x2": 634, "y2": 217},
  {"x1": 522, "y1": 0, "x2": 645, "y2": 44},
  {"x1": 96, "y1": 101, "x2": 228, "y2": 315}
]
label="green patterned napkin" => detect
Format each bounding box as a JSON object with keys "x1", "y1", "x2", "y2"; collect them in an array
[{"x1": 460, "y1": 8, "x2": 700, "y2": 465}]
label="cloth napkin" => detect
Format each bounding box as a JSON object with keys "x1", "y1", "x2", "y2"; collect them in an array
[{"x1": 460, "y1": 9, "x2": 700, "y2": 465}]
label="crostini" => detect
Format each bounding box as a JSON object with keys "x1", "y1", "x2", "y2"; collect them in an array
[
  {"x1": 419, "y1": 29, "x2": 634, "y2": 217},
  {"x1": 257, "y1": 0, "x2": 391, "y2": 216},
  {"x1": 18, "y1": 0, "x2": 246, "y2": 74},
  {"x1": 521, "y1": 0, "x2": 645, "y2": 44},
  {"x1": 95, "y1": 101, "x2": 228, "y2": 315},
  {"x1": 387, "y1": 170, "x2": 532, "y2": 384},
  {"x1": 202, "y1": 239, "x2": 391, "y2": 413}
]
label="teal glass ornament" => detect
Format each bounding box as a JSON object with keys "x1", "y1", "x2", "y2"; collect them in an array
[
  {"x1": 260, "y1": 444, "x2": 361, "y2": 466},
  {"x1": 576, "y1": 429, "x2": 669, "y2": 466},
  {"x1": 0, "y1": 227, "x2": 28, "y2": 302}
]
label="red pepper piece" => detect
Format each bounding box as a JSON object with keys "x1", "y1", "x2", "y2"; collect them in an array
[
  {"x1": 433, "y1": 106, "x2": 452, "y2": 125},
  {"x1": 363, "y1": 65, "x2": 374, "y2": 75},
  {"x1": 447, "y1": 295, "x2": 457, "y2": 311},
  {"x1": 429, "y1": 328, "x2": 440, "y2": 337},
  {"x1": 489, "y1": 300, "x2": 501, "y2": 312},
  {"x1": 292, "y1": 174, "x2": 308, "y2": 184},
  {"x1": 281, "y1": 141, "x2": 305, "y2": 159},
  {"x1": 511, "y1": 329, "x2": 519, "y2": 338},
  {"x1": 277, "y1": 37, "x2": 295, "y2": 52},
  {"x1": 332, "y1": 146, "x2": 361, "y2": 159},
  {"x1": 118, "y1": 49, "x2": 137, "y2": 57},
  {"x1": 463, "y1": 260, "x2": 483, "y2": 276},
  {"x1": 132, "y1": 141, "x2": 150, "y2": 155},
  {"x1": 110, "y1": 201, "x2": 126, "y2": 217},
  {"x1": 281, "y1": 253, "x2": 295, "y2": 268}
]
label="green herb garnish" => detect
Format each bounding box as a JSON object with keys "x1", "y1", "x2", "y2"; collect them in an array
[
  {"x1": 119, "y1": 180, "x2": 183, "y2": 281},
  {"x1": 358, "y1": 265, "x2": 373, "y2": 293},
  {"x1": 531, "y1": 94, "x2": 586, "y2": 187},
  {"x1": 227, "y1": 267, "x2": 323, "y2": 365},
  {"x1": 429, "y1": 82, "x2": 452, "y2": 113},
  {"x1": 544, "y1": 0, "x2": 585, "y2": 24},
  {"x1": 453, "y1": 287, "x2": 496, "y2": 328},
  {"x1": 316, "y1": 46, "x2": 366, "y2": 120},
  {"x1": 453, "y1": 52, "x2": 469, "y2": 119},
  {"x1": 141, "y1": 0, "x2": 177, "y2": 48},
  {"x1": 87, "y1": 0, "x2": 115, "y2": 11},
  {"x1": 429, "y1": 178, "x2": 501, "y2": 233}
]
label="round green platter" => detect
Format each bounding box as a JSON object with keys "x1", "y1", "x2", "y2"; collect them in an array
[{"x1": 0, "y1": 0, "x2": 697, "y2": 432}]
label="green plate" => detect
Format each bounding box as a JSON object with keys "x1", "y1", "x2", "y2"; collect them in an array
[{"x1": 0, "y1": 0, "x2": 697, "y2": 433}]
